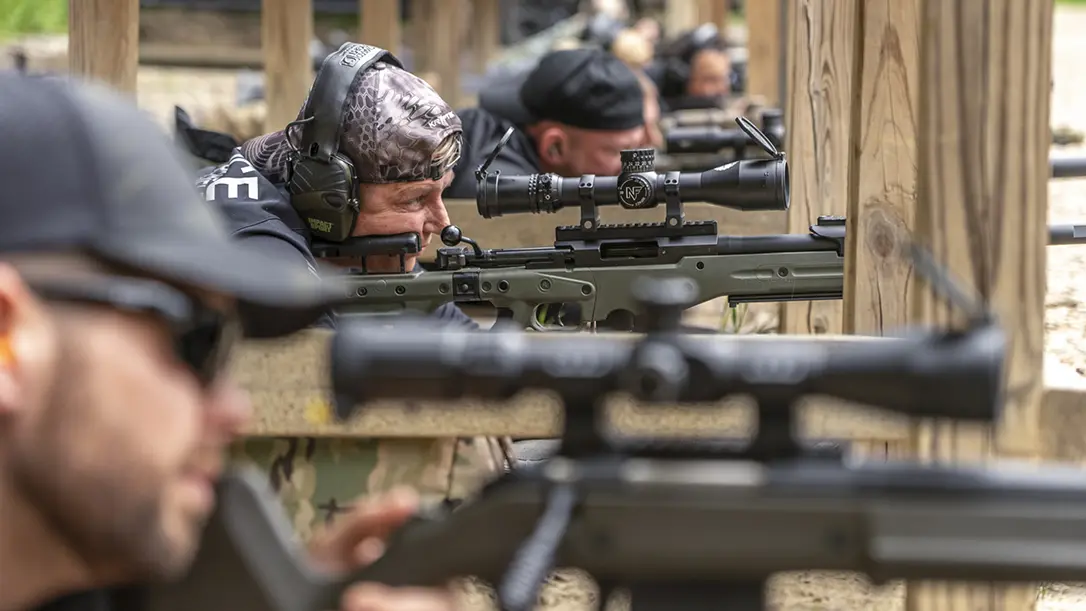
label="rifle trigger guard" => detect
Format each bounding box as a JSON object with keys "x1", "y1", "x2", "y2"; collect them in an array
[{"x1": 664, "y1": 171, "x2": 683, "y2": 228}]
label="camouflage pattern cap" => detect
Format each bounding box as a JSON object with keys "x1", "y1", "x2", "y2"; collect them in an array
[
  {"x1": 340, "y1": 62, "x2": 463, "y2": 183},
  {"x1": 242, "y1": 59, "x2": 463, "y2": 185}
]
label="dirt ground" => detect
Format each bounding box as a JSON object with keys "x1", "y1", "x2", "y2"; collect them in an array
[{"x1": 5, "y1": 5, "x2": 1086, "y2": 609}]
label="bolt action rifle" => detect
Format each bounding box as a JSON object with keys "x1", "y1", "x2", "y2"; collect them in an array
[
  {"x1": 147, "y1": 245, "x2": 1086, "y2": 611},
  {"x1": 666, "y1": 121, "x2": 1086, "y2": 178},
  {"x1": 328, "y1": 118, "x2": 1086, "y2": 331}
]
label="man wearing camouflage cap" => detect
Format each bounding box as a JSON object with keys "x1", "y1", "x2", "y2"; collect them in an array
[{"x1": 197, "y1": 43, "x2": 509, "y2": 524}]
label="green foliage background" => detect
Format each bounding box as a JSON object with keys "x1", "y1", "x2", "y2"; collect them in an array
[
  {"x1": 0, "y1": 0, "x2": 68, "y2": 39},
  {"x1": 0, "y1": 0, "x2": 1083, "y2": 40}
]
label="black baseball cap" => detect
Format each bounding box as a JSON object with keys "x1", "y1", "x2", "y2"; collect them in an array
[
  {"x1": 0, "y1": 73, "x2": 345, "y2": 338},
  {"x1": 480, "y1": 48, "x2": 644, "y2": 131}
]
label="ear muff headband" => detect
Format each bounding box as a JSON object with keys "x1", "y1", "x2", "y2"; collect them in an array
[
  {"x1": 287, "y1": 43, "x2": 405, "y2": 243},
  {"x1": 296, "y1": 43, "x2": 404, "y2": 162}
]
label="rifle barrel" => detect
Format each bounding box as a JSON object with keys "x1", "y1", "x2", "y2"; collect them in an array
[{"x1": 1050, "y1": 156, "x2": 1086, "y2": 179}]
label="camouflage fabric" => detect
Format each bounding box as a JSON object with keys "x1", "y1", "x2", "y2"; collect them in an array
[
  {"x1": 231, "y1": 435, "x2": 509, "y2": 540},
  {"x1": 241, "y1": 47, "x2": 462, "y2": 186}
]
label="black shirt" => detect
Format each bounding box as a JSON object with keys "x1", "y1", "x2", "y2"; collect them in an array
[
  {"x1": 196, "y1": 149, "x2": 478, "y2": 336},
  {"x1": 31, "y1": 587, "x2": 143, "y2": 611},
  {"x1": 444, "y1": 108, "x2": 542, "y2": 200}
]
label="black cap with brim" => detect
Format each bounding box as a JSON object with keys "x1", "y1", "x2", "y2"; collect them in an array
[
  {"x1": 0, "y1": 73, "x2": 346, "y2": 339},
  {"x1": 478, "y1": 48, "x2": 644, "y2": 132},
  {"x1": 478, "y1": 70, "x2": 536, "y2": 125},
  {"x1": 92, "y1": 237, "x2": 348, "y2": 339}
]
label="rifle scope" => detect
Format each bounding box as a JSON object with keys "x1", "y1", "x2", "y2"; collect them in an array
[
  {"x1": 665, "y1": 109, "x2": 786, "y2": 155},
  {"x1": 475, "y1": 117, "x2": 788, "y2": 219},
  {"x1": 331, "y1": 278, "x2": 1004, "y2": 423}
]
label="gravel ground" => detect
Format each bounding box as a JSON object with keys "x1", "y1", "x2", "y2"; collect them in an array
[{"x1": 5, "y1": 5, "x2": 1085, "y2": 608}]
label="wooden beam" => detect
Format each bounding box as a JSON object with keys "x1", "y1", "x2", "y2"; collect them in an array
[
  {"x1": 472, "y1": 0, "x2": 501, "y2": 73},
  {"x1": 779, "y1": 0, "x2": 860, "y2": 336},
  {"x1": 664, "y1": 0, "x2": 702, "y2": 38},
  {"x1": 68, "y1": 0, "x2": 140, "y2": 94},
  {"x1": 410, "y1": 0, "x2": 438, "y2": 91},
  {"x1": 745, "y1": 0, "x2": 784, "y2": 106},
  {"x1": 360, "y1": 0, "x2": 401, "y2": 55},
  {"x1": 429, "y1": 0, "x2": 463, "y2": 106},
  {"x1": 906, "y1": 0, "x2": 1054, "y2": 608},
  {"x1": 703, "y1": 0, "x2": 729, "y2": 35},
  {"x1": 261, "y1": 0, "x2": 314, "y2": 132},
  {"x1": 842, "y1": 0, "x2": 921, "y2": 336}
]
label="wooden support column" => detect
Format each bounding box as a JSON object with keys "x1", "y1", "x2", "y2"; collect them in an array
[
  {"x1": 779, "y1": 0, "x2": 861, "y2": 336},
  {"x1": 410, "y1": 0, "x2": 440, "y2": 94},
  {"x1": 745, "y1": 0, "x2": 784, "y2": 106},
  {"x1": 473, "y1": 0, "x2": 501, "y2": 73},
  {"x1": 430, "y1": 0, "x2": 463, "y2": 106},
  {"x1": 68, "y1": 0, "x2": 140, "y2": 95},
  {"x1": 360, "y1": 0, "x2": 401, "y2": 55},
  {"x1": 664, "y1": 0, "x2": 702, "y2": 38},
  {"x1": 262, "y1": 0, "x2": 314, "y2": 132},
  {"x1": 842, "y1": 0, "x2": 921, "y2": 336},
  {"x1": 904, "y1": 0, "x2": 1053, "y2": 608},
  {"x1": 702, "y1": 0, "x2": 729, "y2": 35}
]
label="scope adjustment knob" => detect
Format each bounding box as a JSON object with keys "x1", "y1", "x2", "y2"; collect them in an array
[
  {"x1": 620, "y1": 148, "x2": 656, "y2": 174},
  {"x1": 440, "y1": 225, "x2": 463, "y2": 246}
]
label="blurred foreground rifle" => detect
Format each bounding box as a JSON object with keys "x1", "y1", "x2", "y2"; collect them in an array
[
  {"x1": 147, "y1": 248, "x2": 1086, "y2": 611},
  {"x1": 329, "y1": 119, "x2": 1086, "y2": 331}
]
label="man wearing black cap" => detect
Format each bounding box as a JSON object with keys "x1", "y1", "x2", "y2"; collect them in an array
[
  {"x1": 444, "y1": 47, "x2": 648, "y2": 199},
  {"x1": 0, "y1": 74, "x2": 454, "y2": 611}
]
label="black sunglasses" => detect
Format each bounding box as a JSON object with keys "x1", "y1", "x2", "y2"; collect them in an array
[{"x1": 27, "y1": 275, "x2": 241, "y2": 388}]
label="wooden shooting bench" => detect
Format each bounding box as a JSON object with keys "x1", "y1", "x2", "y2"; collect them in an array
[{"x1": 69, "y1": 0, "x2": 1085, "y2": 608}]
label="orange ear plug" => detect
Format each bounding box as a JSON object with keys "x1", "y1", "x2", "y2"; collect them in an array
[{"x1": 0, "y1": 337, "x2": 13, "y2": 367}]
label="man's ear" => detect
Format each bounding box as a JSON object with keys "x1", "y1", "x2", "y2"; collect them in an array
[
  {"x1": 0, "y1": 264, "x2": 47, "y2": 418},
  {"x1": 537, "y1": 127, "x2": 569, "y2": 167}
]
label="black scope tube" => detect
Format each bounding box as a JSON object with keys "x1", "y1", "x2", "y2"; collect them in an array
[
  {"x1": 476, "y1": 158, "x2": 789, "y2": 218},
  {"x1": 331, "y1": 321, "x2": 1004, "y2": 422},
  {"x1": 1050, "y1": 156, "x2": 1086, "y2": 179}
]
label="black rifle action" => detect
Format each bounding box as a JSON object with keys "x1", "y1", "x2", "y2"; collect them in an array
[
  {"x1": 667, "y1": 124, "x2": 1086, "y2": 179},
  {"x1": 147, "y1": 248, "x2": 1086, "y2": 611}
]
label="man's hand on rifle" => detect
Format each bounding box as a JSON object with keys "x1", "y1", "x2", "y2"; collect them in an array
[{"x1": 307, "y1": 487, "x2": 457, "y2": 611}]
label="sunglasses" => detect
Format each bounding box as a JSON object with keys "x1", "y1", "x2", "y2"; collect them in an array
[{"x1": 27, "y1": 275, "x2": 241, "y2": 388}]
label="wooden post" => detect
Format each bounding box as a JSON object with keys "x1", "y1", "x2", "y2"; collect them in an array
[
  {"x1": 745, "y1": 0, "x2": 784, "y2": 106},
  {"x1": 473, "y1": 0, "x2": 501, "y2": 73},
  {"x1": 430, "y1": 0, "x2": 463, "y2": 106},
  {"x1": 410, "y1": 0, "x2": 440, "y2": 92},
  {"x1": 262, "y1": 0, "x2": 314, "y2": 132},
  {"x1": 701, "y1": 0, "x2": 729, "y2": 35},
  {"x1": 68, "y1": 0, "x2": 140, "y2": 95},
  {"x1": 360, "y1": 0, "x2": 401, "y2": 55},
  {"x1": 779, "y1": 0, "x2": 861, "y2": 336},
  {"x1": 664, "y1": 0, "x2": 702, "y2": 38},
  {"x1": 904, "y1": 0, "x2": 1053, "y2": 608},
  {"x1": 842, "y1": 0, "x2": 921, "y2": 336}
]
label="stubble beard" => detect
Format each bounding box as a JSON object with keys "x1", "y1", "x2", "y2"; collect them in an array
[{"x1": 8, "y1": 336, "x2": 200, "y2": 583}]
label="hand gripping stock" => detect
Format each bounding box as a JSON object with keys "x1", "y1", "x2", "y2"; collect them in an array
[{"x1": 145, "y1": 243, "x2": 1086, "y2": 611}]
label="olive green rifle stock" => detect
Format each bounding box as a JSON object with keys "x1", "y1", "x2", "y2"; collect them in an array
[{"x1": 333, "y1": 218, "x2": 1085, "y2": 331}]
